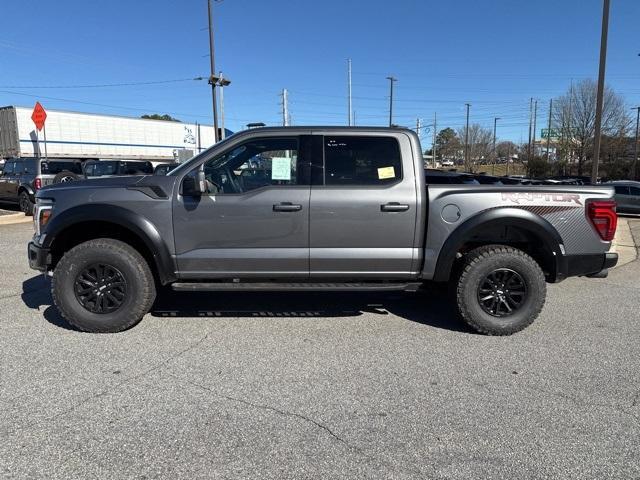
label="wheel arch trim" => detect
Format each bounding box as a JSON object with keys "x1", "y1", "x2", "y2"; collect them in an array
[
  {"x1": 43, "y1": 204, "x2": 176, "y2": 284},
  {"x1": 431, "y1": 207, "x2": 564, "y2": 282}
]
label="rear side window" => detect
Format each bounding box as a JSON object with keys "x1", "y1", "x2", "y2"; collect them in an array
[
  {"x1": 23, "y1": 159, "x2": 38, "y2": 174},
  {"x1": 323, "y1": 136, "x2": 402, "y2": 186},
  {"x1": 3, "y1": 162, "x2": 15, "y2": 175},
  {"x1": 614, "y1": 186, "x2": 630, "y2": 195},
  {"x1": 13, "y1": 161, "x2": 24, "y2": 174}
]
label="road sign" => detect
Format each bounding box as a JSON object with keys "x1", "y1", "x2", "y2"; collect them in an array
[{"x1": 31, "y1": 102, "x2": 47, "y2": 131}]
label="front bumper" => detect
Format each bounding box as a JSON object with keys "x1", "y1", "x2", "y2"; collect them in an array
[
  {"x1": 555, "y1": 252, "x2": 618, "y2": 281},
  {"x1": 28, "y1": 241, "x2": 50, "y2": 272}
]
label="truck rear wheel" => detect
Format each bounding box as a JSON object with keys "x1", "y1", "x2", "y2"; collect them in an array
[
  {"x1": 52, "y1": 238, "x2": 156, "y2": 333},
  {"x1": 455, "y1": 245, "x2": 546, "y2": 335}
]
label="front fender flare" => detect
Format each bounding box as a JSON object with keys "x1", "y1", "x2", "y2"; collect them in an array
[{"x1": 43, "y1": 204, "x2": 176, "y2": 284}]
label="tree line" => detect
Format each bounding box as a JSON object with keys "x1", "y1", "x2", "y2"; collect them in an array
[{"x1": 427, "y1": 79, "x2": 636, "y2": 180}]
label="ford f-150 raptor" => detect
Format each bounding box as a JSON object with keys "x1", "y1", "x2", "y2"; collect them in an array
[{"x1": 27, "y1": 127, "x2": 618, "y2": 334}]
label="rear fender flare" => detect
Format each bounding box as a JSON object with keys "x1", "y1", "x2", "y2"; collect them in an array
[{"x1": 432, "y1": 207, "x2": 564, "y2": 282}]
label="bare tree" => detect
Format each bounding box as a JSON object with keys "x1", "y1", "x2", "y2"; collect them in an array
[
  {"x1": 457, "y1": 123, "x2": 493, "y2": 171},
  {"x1": 553, "y1": 79, "x2": 630, "y2": 175}
]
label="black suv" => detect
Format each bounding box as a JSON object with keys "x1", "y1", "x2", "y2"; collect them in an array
[
  {"x1": 83, "y1": 160, "x2": 154, "y2": 179},
  {"x1": 0, "y1": 158, "x2": 83, "y2": 214}
]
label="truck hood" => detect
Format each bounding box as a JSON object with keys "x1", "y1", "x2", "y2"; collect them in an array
[{"x1": 36, "y1": 175, "x2": 177, "y2": 199}]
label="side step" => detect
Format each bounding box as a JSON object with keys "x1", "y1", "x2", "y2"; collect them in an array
[{"x1": 171, "y1": 282, "x2": 422, "y2": 292}]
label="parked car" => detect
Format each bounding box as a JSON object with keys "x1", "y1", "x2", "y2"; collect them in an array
[
  {"x1": 0, "y1": 158, "x2": 83, "y2": 214},
  {"x1": 607, "y1": 180, "x2": 640, "y2": 214},
  {"x1": 28, "y1": 127, "x2": 618, "y2": 335},
  {"x1": 154, "y1": 163, "x2": 180, "y2": 176},
  {"x1": 425, "y1": 169, "x2": 480, "y2": 184},
  {"x1": 83, "y1": 160, "x2": 154, "y2": 179}
]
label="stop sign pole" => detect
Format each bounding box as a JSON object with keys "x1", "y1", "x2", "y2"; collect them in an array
[{"x1": 31, "y1": 102, "x2": 48, "y2": 159}]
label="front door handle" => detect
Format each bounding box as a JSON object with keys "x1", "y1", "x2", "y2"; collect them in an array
[
  {"x1": 273, "y1": 202, "x2": 302, "y2": 212},
  {"x1": 381, "y1": 202, "x2": 410, "y2": 212}
]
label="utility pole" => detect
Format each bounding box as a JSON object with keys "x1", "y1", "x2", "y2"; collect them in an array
[
  {"x1": 492, "y1": 117, "x2": 500, "y2": 175},
  {"x1": 347, "y1": 59, "x2": 353, "y2": 126},
  {"x1": 281, "y1": 88, "x2": 289, "y2": 126},
  {"x1": 528, "y1": 97, "x2": 533, "y2": 159},
  {"x1": 433, "y1": 112, "x2": 437, "y2": 168},
  {"x1": 546, "y1": 98, "x2": 553, "y2": 161},
  {"x1": 207, "y1": 0, "x2": 219, "y2": 143},
  {"x1": 218, "y1": 72, "x2": 231, "y2": 140},
  {"x1": 464, "y1": 103, "x2": 471, "y2": 171},
  {"x1": 592, "y1": 0, "x2": 610, "y2": 184},
  {"x1": 532, "y1": 100, "x2": 538, "y2": 158},
  {"x1": 633, "y1": 106, "x2": 640, "y2": 180},
  {"x1": 506, "y1": 142, "x2": 511, "y2": 176},
  {"x1": 386, "y1": 76, "x2": 397, "y2": 127},
  {"x1": 415, "y1": 117, "x2": 421, "y2": 135}
]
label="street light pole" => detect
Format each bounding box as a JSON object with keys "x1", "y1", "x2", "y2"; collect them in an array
[
  {"x1": 492, "y1": 117, "x2": 500, "y2": 175},
  {"x1": 464, "y1": 103, "x2": 471, "y2": 171},
  {"x1": 591, "y1": 0, "x2": 610, "y2": 183},
  {"x1": 633, "y1": 106, "x2": 640, "y2": 180},
  {"x1": 218, "y1": 72, "x2": 231, "y2": 140},
  {"x1": 386, "y1": 76, "x2": 397, "y2": 127},
  {"x1": 546, "y1": 98, "x2": 553, "y2": 161},
  {"x1": 347, "y1": 59, "x2": 353, "y2": 126},
  {"x1": 207, "y1": 0, "x2": 219, "y2": 143}
]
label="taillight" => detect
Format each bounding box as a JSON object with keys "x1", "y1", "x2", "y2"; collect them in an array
[
  {"x1": 34, "y1": 177, "x2": 42, "y2": 190},
  {"x1": 587, "y1": 200, "x2": 617, "y2": 241}
]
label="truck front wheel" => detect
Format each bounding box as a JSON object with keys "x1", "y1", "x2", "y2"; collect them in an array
[
  {"x1": 52, "y1": 238, "x2": 156, "y2": 333},
  {"x1": 455, "y1": 245, "x2": 546, "y2": 335}
]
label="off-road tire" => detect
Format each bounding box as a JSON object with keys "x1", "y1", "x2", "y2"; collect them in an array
[
  {"x1": 19, "y1": 191, "x2": 34, "y2": 216},
  {"x1": 455, "y1": 245, "x2": 546, "y2": 336},
  {"x1": 53, "y1": 171, "x2": 80, "y2": 183},
  {"x1": 52, "y1": 238, "x2": 156, "y2": 333}
]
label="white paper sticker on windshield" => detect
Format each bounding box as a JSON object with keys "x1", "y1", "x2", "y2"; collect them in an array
[
  {"x1": 377, "y1": 166, "x2": 395, "y2": 180},
  {"x1": 271, "y1": 157, "x2": 291, "y2": 181}
]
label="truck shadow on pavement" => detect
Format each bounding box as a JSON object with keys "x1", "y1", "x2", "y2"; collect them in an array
[{"x1": 21, "y1": 275, "x2": 474, "y2": 334}]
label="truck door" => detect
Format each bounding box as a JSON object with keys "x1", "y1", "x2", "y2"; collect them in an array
[
  {"x1": 309, "y1": 133, "x2": 418, "y2": 278},
  {"x1": 172, "y1": 135, "x2": 311, "y2": 278}
]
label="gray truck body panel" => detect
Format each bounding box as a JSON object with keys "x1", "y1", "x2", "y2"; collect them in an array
[{"x1": 30, "y1": 126, "x2": 614, "y2": 285}]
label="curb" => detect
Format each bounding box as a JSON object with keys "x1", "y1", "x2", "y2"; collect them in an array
[
  {"x1": 0, "y1": 212, "x2": 32, "y2": 226},
  {"x1": 611, "y1": 218, "x2": 638, "y2": 267}
]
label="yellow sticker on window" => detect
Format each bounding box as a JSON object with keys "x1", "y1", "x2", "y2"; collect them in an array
[{"x1": 377, "y1": 166, "x2": 396, "y2": 180}]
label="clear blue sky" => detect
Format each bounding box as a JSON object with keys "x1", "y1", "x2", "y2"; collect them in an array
[{"x1": 1, "y1": 0, "x2": 638, "y2": 145}]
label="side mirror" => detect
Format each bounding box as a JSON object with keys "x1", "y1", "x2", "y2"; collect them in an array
[{"x1": 182, "y1": 170, "x2": 207, "y2": 196}]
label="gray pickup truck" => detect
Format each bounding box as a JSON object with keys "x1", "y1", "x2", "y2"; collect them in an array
[{"x1": 28, "y1": 127, "x2": 618, "y2": 335}]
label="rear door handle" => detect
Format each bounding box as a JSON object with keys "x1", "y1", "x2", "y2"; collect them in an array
[
  {"x1": 273, "y1": 202, "x2": 302, "y2": 212},
  {"x1": 381, "y1": 202, "x2": 410, "y2": 212}
]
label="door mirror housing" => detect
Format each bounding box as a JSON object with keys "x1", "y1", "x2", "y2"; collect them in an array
[{"x1": 182, "y1": 169, "x2": 207, "y2": 196}]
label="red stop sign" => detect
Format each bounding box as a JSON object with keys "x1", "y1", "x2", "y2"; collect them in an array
[{"x1": 31, "y1": 102, "x2": 47, "y2": 131}]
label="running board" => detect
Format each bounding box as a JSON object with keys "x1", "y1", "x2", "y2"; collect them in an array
[{"x1": 171, "y1": 282, "x2": 421, "y2": 292}]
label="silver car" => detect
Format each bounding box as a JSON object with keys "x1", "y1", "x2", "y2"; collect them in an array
[{"x1": 608, "y1": 181, "x2": 640, "y2": 214}]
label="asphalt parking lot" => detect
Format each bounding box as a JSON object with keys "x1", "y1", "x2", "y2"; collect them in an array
[{"x1": 1, "y1": 220, "x2": 639, "y2": 479}]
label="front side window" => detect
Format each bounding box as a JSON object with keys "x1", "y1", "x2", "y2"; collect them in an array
[
  {"x1": 190, "y1": 137, "x2": 300, "y2": 194},
  {"x1": 614, "y1": 186, "x2": 630, "y2": 195},
  {"x1": 13, "y1": 161, "x2": 24, "y2": 174},
  {"x1": 121, "y1": 162, "x2": 153, "y2": 175},
  {"x1": 323, "y1": 136, "x2": 402, "y2": 186},
  {"x1": 629, "y1": 186, "x2": 640, "y2": 196}
]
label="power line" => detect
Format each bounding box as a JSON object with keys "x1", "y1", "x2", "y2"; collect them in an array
[{"x1": 0, "y1": 77, "x2": 206, "y2": 89}]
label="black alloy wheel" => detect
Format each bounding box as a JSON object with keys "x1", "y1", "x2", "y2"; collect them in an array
[
  {"x1": 74, "y1": 263, "x2": 127, "y2": 314},
  {"x1": 477, "y1": 268, "x2": 527, "y2": 317}
]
